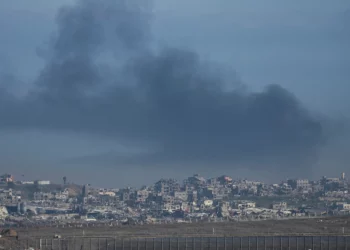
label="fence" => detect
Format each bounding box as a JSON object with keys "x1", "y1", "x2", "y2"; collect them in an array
[{"x1": 1, "y1": 235, "x2": 350, "y2": 250}]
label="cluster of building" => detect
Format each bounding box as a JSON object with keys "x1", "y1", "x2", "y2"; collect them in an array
[{"x1": 0, "y1": 172, "x2": 349, "y2": 226}]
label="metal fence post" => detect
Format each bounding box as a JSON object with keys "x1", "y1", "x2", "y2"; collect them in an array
[
  {"x1": 232, "y1": 237, "x2": 235, "y2": 250},
  {"x1": 272, "y1": 237, "x2": 274, "y2": 250},
  {"x1": 98, "y1": 238, "x2": 101, "y2": 250},
  {"x1": 122, "y1": 238, "x2": 125, "y2": 250},
  {"x1": 193, "y1": 237, "x2": 195, "y2": 250},
  {"x1": 304, "y1": 236, "x2": 306, "y2": 250},
  {"x1": 296, "y1": 237, "x2": 298, "y2": 250},
  {"x1": 240, "y1": 237, "x2": 242, "y2": 250},
  {"x1": 216, "y1": 237, "x2": 219, "y2": 250},
  {"x1": 320, "y1": 236, "x2": 322, "y2": 250},
  {"x1": 177, "y1": 237, "x2": 180, "y2": 250},
  {"x1": 288, "y1": 236, "x2": 290, "y2": 250},
  {"x1": 162, "y1": 237, "x2": 164, "y2": 250},
  {"x1": 336, "y1": 236, "x2": 338, "y2": 250},
  {"x1": 90, "y1": 237, "x2": 92, "y2": 250},
  {"x1": 328, "y1": 236, "x2": 330, "y2": 250},
  {"x1": 153, "y1": 237, "x2": 156, "y2": 250},
  {"x1": 256, "y1": 236, "x2": 258, "y2": 250},
  {"x1": 169, "y1": 238, "x2": 171, "y2": 250},
  {"x1": 345, "y1": 236, "x2": 347, "y2": 250},
  {"x1": 107, "y1": 238, "x2": 109, "y2": 250},
  {"x1": 280, "y1": 236, "x2": 282, "y2": 250},
  {"x1": 312, "y1": 236, "x2": 314, "y2": 250},
  {"x1": 224, "y1": 237, "x2": 227, "y2": 250},
  {"x1": 185, "y1": 237, "x2": 188, "y2": 250}
]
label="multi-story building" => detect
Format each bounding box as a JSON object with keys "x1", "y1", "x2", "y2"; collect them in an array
[
  {"x1": 155, "y1": 179, "x2": 180, "y2": 195},
  {"x1": 162, "y1": 195, "x2": 175, "y2": 204},
  {"x1": 82, "y1": 184, "x2": 90, "y2": 197},
  {"x1": 212, "y1": 187, "x2": 231, "y2": 200},
  {"x1": 34, "y1": 192, "x2": 53, "y2": 200},
  {"x1": 184, "y1": 174, "x2": 207, "y2": 188},
  {"x1": 188, "y1": 190, "x2": 198, "y2": 203},
  {"x1": 0, "y1": 174, "x2": 14, "y2": 183},
  {"x1": 217, "y1": 175, "x2": 233, "y2": 185},
  {"x1": 119, "y1": 188, "x2": 135, "y2": 201},
  {"x1": 288, "y1": 179, "x2": 309, "y2": 190},
  {"x1": 136, "y1": 189, "x2": 149, "y2": 203},
  {"x1": 296, "y1": 179, "x2": 309, "y2": 189},
  {"x1": 174, "y1": 191, "x2": 188, "y2": 201}
]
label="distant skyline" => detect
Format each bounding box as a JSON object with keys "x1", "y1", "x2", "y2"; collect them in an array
[
  {"x1": 0, "y1": 0, "x2": 349, "y2": 187},
  {"x1": 5, "y1": 170, "x2": 348, "y2": 189}
]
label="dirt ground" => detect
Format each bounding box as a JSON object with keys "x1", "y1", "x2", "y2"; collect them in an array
[{"x1": 16, "y1": 216, "x2": 350, "y2": 238}]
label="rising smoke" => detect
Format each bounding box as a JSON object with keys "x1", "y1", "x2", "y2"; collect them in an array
[{"x1": 0, "y1": 0, "x2": 327, "y2": 175}]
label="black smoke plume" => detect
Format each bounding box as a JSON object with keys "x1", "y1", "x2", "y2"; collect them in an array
[{"x1": 0, "y1": 0, "x2": 325, "y2": 175}]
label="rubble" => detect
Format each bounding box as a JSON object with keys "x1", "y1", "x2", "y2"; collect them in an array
[{"x1": 0, "y1": 172, "x2": 349, "y2": 228}]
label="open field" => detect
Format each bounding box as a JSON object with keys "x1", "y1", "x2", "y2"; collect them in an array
[
  {"x1": 16, "y1": 216, "x2": 350, "y2": 238},
  {"x1": 0, "y1": 217, "x2": 348, "y2": 249}
]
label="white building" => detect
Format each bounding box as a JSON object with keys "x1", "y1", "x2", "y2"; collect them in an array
[
  {"x1": 237, "y1": 202, "x2": 256, "y2": 209},
  {"x1": 0, "y1": 206, "x2": 9, "y2": 219},
  {"x1": 55, "y1": 193, "x2": 68, "y2": 200},
  {"x1": 35, "y1": 180, "x2": 51, "y2": 185},
  {"x1": 21, "y1": 181, "x2": 34, "y2": 185},
  {"x1": 296, "y1": 179, "x2": 309, "y2": 189},
  {"x1": 272, "y1": 201, "x2": 287, "y2": 210},
  {"x1": 203, "y1": 199, "x2": 213, "y2": 207},
  {"x1": 339, "y1": 203, "x2": 350, "y2": 210}
]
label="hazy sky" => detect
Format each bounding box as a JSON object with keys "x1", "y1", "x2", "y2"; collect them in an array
[{"x1": 0, "y1": 0, "x2": 349, "y2": 187}]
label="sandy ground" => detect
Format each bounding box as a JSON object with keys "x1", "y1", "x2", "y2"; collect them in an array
[{"x1": 15, "y1": 216, "x2": 350, "y2": 238}]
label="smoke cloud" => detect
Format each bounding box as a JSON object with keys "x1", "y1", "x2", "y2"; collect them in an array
[{"x1": 0, "y1": 0, "x2": 326, "y2": 175}]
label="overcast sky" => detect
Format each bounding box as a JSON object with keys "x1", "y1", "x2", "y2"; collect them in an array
[{"x1": 0, "y1": 0, "x2": 349, "y2": 187}]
